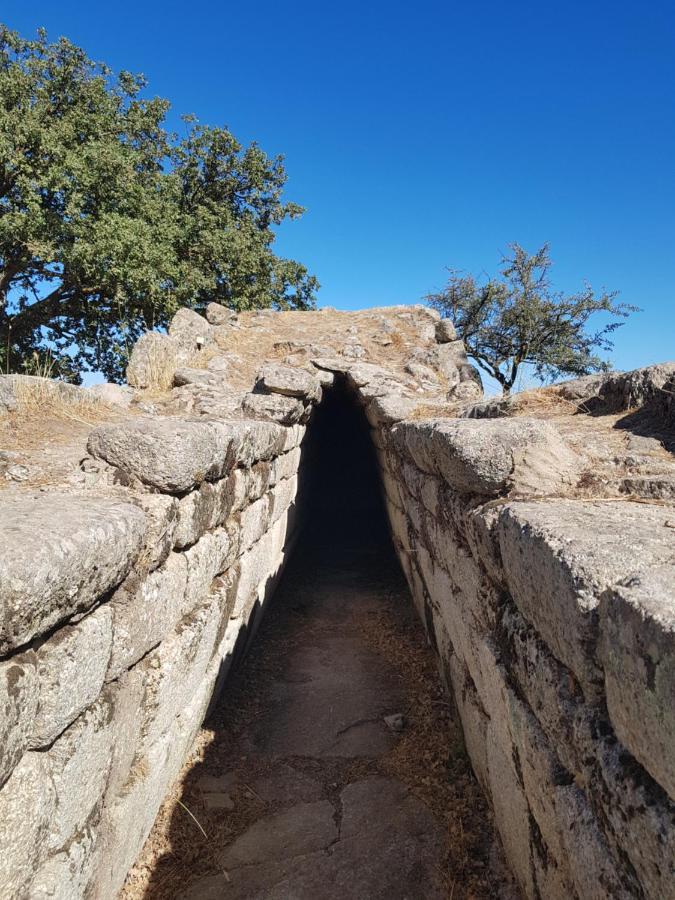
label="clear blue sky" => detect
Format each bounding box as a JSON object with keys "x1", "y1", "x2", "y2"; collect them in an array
[{"x1": 4, "y1": 0, "x2": 674, "y2": 378}]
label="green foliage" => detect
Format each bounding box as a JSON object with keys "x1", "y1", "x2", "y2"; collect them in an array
[
  {"x1": 425, "y1": 243, "x2": 637, "y2": 394},
  {"x1": 0, "y1": 26, "x2": 318, "y2": 382}
]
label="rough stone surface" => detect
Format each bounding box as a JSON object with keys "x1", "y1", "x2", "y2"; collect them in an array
[
  {"x1": 256, "y1": 362, "x2": 322, "y2": 401},
  {"x1": 106, "y1": 552, "x2": 188, "y2": 680},
  {"x1": 435, "y1": 317, "x2": 457, "y2": 342},
  {"x1": 0, "y1": 650, "x2": 37, "y2": 788},
  {"x1": 88, "y1": 383, "x2": 134, "y2": 407},
  {"x1": 87, "y1": 418, "x2": 239, "y2": 492},
  {"x1": 600, "y1": 565, "x2": 675, "y2": 801},
  {"x1": 31, "y1": 605, "x2": 113, "y2": 747},
  {"x1": 0, "y1": 751, "x2": 56, "y2": 899},
  {"x1": 0, "y1": 494, "x2": 145, "y2": 653},
  {"x1": 205, "y1": 302, "x2": 236, "y2": 326},
  {"x1": 499, "y1": 500, "x2": 675, "y2": 692},
  {"x1": 242, "y1": 391, "x2": 306, "y2": 424},
  {"x1": 126, "y1": 331, "x2": 180, "y2": 389},
  {"x1": 394, "y1": 417, "x2": 579, "y2": 496},
  {"x1": 169, "y1": 307, "x2": 214, "y2": 354}
]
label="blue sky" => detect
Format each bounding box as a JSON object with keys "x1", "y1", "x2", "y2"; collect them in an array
[{"x1": 4, "y1": 0, "x2": 674, "y2": 381}]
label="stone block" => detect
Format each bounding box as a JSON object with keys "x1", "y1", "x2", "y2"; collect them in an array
[
  {"x1": 137, "y1": 594, "x2": 221, "y2": 750},
  {"x1": 0, "y1": 650, "x2": 37, "y2": 788},
  {"x1": 174, "y1": 482, "x2": 218, "y2": 548},
  {"x1": 486, "y1": 718, "x2": 534, "y2": 898},
  {"x1": 393, "y1": 417, "x2": 578, "y2": 496},
  {"x1": 169, "y1": 307, "x2": 214, "y2": 354},
  {"x1": 127, "y1": 492, "x2": 178, "y2": 571},
  {"x1": 0, "y1": 751, "x2": 56, "y2": 898},
  {"x1": 0, "y1": 493, "x2": 145, "y2": 653},
  {"x1": 87, "y1": 418, "x2": 240, "y2": 492},
  {"x1": 255, "y1": 363, "x2": 321, "y2": 401},
  {"x1": 242, "y1": 392, "x2": 306, "y2": 425},
  {"x1": 106, "y1": 552, "x2": 188, "y2": 680},
  {"x1": 126, "y1": 331, "x2": 180, "y2": 390},
  {"x1": 499, "y1": 500, "x2": 675, "y2": 694},
  {"x1": 31, "y1": 605, "x2": 113, "y2": 748},
  {"x1": 600, "y1": 565, "x2": 675, "y2": 801},
  {"x1": 44, "y1": 693, "x2": 114, "y2": 852}
]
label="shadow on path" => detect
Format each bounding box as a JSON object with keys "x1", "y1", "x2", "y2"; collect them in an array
[{"x1": 122, "y1": 385, "x2": 516, "y2": 899}]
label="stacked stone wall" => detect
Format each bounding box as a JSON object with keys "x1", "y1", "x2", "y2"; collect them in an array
[
  {"x1": 364, "y1": 402, "x2": 675, "y2": 899},
  {"x1": 1, "y1": 302, "x2": 673, "y2": 899},
  {"x1": 0, "y1": 418, "x2": 309, "y2": 899}
]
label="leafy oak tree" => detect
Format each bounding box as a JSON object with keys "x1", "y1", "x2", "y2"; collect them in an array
[
  {"x1": 425, "y1": 243, "x2": 636, "y2": 394},
  {"x1": 0, "y1": 26, "x2": 318, "y2": 381}
]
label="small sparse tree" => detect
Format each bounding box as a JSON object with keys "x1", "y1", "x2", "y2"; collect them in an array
[{"x1": 425, "y1": 243, "x2": 637, "y2": 394}]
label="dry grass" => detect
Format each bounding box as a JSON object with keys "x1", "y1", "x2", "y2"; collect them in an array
[{"x1": 11, "y1": 376, "x2": 116, "y2": 426}]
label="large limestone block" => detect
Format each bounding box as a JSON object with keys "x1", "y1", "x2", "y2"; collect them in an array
[
  {"x1": 31, "y1": 822, "x2": 98, "y2": 900},
  {"x1": 509, "y1": 692, "x2": 635, "y2": 899},
  {"x1": 106, "y1": 552, "x2": 188, "y2": 680},
  {"x1": 500, "y1": 600, "x2": 582, "y2": 775},
  {"x1": 584, "y1": 723, "x2": 675, "y2": 899},
  {"x1": 31, "y1": 605, "x2": 113, "y2": 747},
  {"x1": 87, "y1": 418, "x2": 240, "y2": 492},
  {"x1": 498, "y1": 500, "x2": 675, "y2": 693},
  {"x1": 174, "y1": 482, "x2": 218, "y2": 549},
  {"x1": 169, "y1": 307, "x2": 214, "y2": 354},
  {"x1": 0, "y1": 650, "x2": 38, "y2": 788},
  {"x1": 0, "y1": 751, "x2": 56, "y2": 899},
  {"x1": 126, "y1": 331, "x2": 180, "y2": 390},
  {"x1": 600, "y1": 565, "x2": 675, "y2": 801},
  {"x1": 137, "y1": 594, "x2": 221, "y2": 750},
  {"x1": 205, "y1": 301, "x2": 236, "y2": 325},
  {"x1": 486, "y1": 719, "x2": 534, "y2": 898},
  {"x1": 393, "y1": 418, "x2": 579, "y2": 496},
  {"x1": 183, "y1": 529, "x2": 234, "y2": 615},
  {"x1": 435, "y1": 318, "x2": 457, "y2": 342},
  {"x1": 127, "y1": 492, "x2": 179, "y2": 571},
  {"x1": 242, "y1": 392, "x2": 306, "y2": 425},
  {"x1": 227, "y1": 419, "x2": 287, "y2": 466},
  {"x1": 0, "y1": 493, "x2": 145, "y2": 653},
  {"x1": 255, "y1": 363, "x2": 322, "y2": 402},
  {"x1": 44, "y1": 693, "x2": 114, "y2": 852}
]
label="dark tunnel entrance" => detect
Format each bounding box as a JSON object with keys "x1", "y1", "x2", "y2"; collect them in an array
[{"x1": 302, "y1": 376, "x2": 391, "y2": 550}]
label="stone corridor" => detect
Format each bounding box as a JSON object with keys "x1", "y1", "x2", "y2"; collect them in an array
[{"x1": 122, "y1": 522, "x2": 514, "y2": 899}]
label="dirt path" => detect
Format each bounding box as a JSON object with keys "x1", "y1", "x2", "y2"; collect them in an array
[{"x1": 121, "y1": 525, "x2": 516, "y2": 899}]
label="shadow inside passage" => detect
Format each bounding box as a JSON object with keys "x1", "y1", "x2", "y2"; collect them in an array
[{"x1": 135, "y1": 382, "x2": 508, "y2": 899}]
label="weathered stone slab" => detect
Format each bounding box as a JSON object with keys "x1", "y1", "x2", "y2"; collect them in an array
[
  {"x1": 255, "y1": 363, "x2": 321, "y2": 401},
  {"x1": 0, "y1": 650, "x2": 37, "y2": 788},
  {"x1": 0, "y1": 750, "x2": 56, "y2": 898},
  {"x1": 393, "y1": 417, "x2": 579, "y2": 496},
  {"x1": 106, "y1": 552, "x2": 188, "y2": 680},
  {"x1": 0, "y1": 494, "x2": 145, "y2": 653},
  {"x1": 174, "y1": 482, "x2": 218, "y2": 548},
  {"x1": 87, "y1": 418, "x2": 240, "y2": 492},
  {"x1": 242, "y1": 391, "x2": 306, "y2": 424},
  {"x1": 169, "y1": 307, "x2": 214, "y2": 354},
  {"x1": 30, "y1": 605, "x2": 112, "y2": 748},
  {"x1": 205, "y1": 302, "x2": 236, "y2": 325},
  {"x1": 44, "y1": 693, "x2": 114, "y2": 852},
  {"x1": 137, "y1": 594, "x2": 221, "y2": 750},
  {"x1": 499, "y1": 500, "x2": 675, "y2": 693},
  {"x1": 127, "y1": 492, "x2": 178, "y2": 571},
  {"x1": 600, "y1": 565, "x2": 675, "y2": 801}
]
